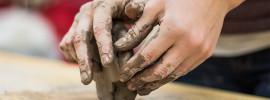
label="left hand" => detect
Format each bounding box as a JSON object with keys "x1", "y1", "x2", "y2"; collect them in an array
[
  {"x1": 59, "y1": 0, "x2": 148, "y2": 85},
  {"x1": 114, "y1": 0, "x2": 245, "y2": 95}
]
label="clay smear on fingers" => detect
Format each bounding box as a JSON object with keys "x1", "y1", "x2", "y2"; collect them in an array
[
  {"x1": 119, "y1": 54, "x2": 148, "y2": 82},
  {"x1": 111, "y1": 21, "x2": 134, "y2": 69},
  {"x1": 59, "y1": 13, "x2": 81, "y2": 63},
  {"x1": 114, "y1": 23, "x2": 152, "y2": 51},
  {"x1": 93, "y1": 5, "x2": 114, "y2": 67},
  {"x1": 138, "y1": 74, "x2": 178, "y2": 95},
  {"x1": 78, "y1": 59, "x2": 93, "y2": 85},
  {"x1": 119, "y1": 27, "x2": 160, "y2": 82},
  {"x1": 125, "y1": 0, "x2": 147, "y2": 19},
  {"x1": 126, "y1": 58, "x2": 175, "y2": 91}
]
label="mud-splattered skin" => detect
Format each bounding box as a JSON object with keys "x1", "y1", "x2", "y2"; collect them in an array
[
  {"x1": 115, "y1": 0, "x2": 245, "y2": 96},
  {"x1": 59, "y1": 0, "x2": 148, "y2": 85},
  {"x1": 59, "y1": 0, "x2": 245, "y2": 98},
  {"x1": 59, "y1": 0, "x2": 149, "y2": 99}
]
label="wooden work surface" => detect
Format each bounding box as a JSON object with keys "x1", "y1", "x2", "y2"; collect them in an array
[{"x1": 0, "y1": 51, "x2": 269, "y2": 100}]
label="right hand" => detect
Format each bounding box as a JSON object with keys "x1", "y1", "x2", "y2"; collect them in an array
[
  {"x1": 59, "y1": 0, "x2": 148, "y2": 85},
  {"x1": 115, "y1": 0, "x2": 244, "y2": 95}
]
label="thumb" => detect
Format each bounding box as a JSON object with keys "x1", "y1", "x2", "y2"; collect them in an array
[{"x1": 125, "y1": 0, "x2": 148, "y2": 20}]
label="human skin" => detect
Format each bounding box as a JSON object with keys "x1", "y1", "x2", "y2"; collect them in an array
[
  {"x1": 59, "y1": 0, "x2": 148, "y2": 85},
  {"x1": 115, "y1": 0, "x2": 245, "y2": 95}
]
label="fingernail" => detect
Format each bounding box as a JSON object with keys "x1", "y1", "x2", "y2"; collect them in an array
[
  {"x1": 125, "y1": 3, "x2": 140, "y2": 19},
  {"x1": 115, "y1": 37, "x2": 127, "y2": 48},
  {"x1": 80, "y1": 72, "x2": 88, "y2": 83},
  {"x1": 131, "y1": 3, "x2": 140, "y2": 10},
  {"x1": 101, "y1": 54, "x2": 110, "y2": 66},
  {"x1": 132, "y1": 2, "x2": 143, "y2": 12},
  {"x1": 119, "y1": 73, "x2": 130, "y2": 82}
]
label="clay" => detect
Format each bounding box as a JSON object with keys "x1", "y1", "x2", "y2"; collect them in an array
[{"x1": 90, "y1": 20, "x2": 137, "y2": 100}]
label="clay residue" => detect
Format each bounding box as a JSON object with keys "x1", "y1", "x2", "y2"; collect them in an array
[{"x1": 120, "y1": 53, "x2": 148, "y2": 81}]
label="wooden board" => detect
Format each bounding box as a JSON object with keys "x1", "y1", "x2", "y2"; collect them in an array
[{"x1": 0, "y1": 51, "x2": 269, "y2": 100}]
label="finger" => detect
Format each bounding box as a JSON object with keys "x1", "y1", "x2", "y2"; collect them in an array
[
  {"x1": 125, "y1": 34, "x2": 198, "y2": 90},
  {"x1": 126, "y1": 45, "x2": 186, "y2": 91},
  {"x1": 137, "y1": 73, "x2": 176, "y2": 96},
  {"x1": 93, "y1": 1, "x2": 114, "y2": 67},
  {"x1": 74, "y1": 2, "x2": 94, "y2": 85},
  {"x1": 137, "y1": 52, "x2": 203, "y2": 95},
  {"x1": 119, "y1": 25, "x2": 174, "y2": 82},
  {"x1": 111, "y1": 20, "x2": 128, "y2": 41},
  {"x1": 59, "y1": 13, "x2": 80, "y2": 62},
  {"x1": 111, "y1": 21, "x2": 134, "y2": 67},
  {"x1": 125, "y1": 0, "x2": 148, "y2": 19},
  {"x1": 114, "y1": 6, "x2": 160, "y2": 51},
  {"x1": 59, "y1": 33, "x2": 76, "y2": 62},
  {"x1": 186, "y1": 48, "x2": 213, "y2": 73}
]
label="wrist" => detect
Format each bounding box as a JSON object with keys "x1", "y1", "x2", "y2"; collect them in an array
[{"x1": 226, "y1": 0, "x2": 245, "y2": 11}]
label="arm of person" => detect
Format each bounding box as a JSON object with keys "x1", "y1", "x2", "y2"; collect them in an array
[{"x1": 115, "y1": 0, "x2": 245, "y2": 95}]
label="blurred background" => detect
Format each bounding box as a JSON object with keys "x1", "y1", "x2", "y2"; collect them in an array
[{"x1": 0, "y1": 0, "x2": 89, "y2": 60}]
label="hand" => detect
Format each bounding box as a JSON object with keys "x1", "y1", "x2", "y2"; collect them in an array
[
  {"x1": 115, "y1": 0, "x2": 245, "y2": 95},
  {"x1": 59, "y1": 0, "x2": 148, "y2": 85}
]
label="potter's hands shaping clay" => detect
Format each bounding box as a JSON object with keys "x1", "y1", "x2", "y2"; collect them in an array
[
  {"x1": 59, "y1": 0, "x2": 148, "y2": 85},
  {"x1": 116, "y1": 0, "x2": 245, "y2": 95}
]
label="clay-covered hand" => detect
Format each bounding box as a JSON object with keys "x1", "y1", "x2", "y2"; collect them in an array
[
  {"x1": 59, "y1": 0, "x2": 148, "y2": 85},
  {"x1": 115, "y1": 0, "x2": 245, "y2": 95}
]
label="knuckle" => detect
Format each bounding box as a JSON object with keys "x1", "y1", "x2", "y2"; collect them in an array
[
  {"x1": 93, "y1": 21, "x2": 112, "y2": 36},
  {"x1": 141, "y1": 50, "x2": 155, "y2": 63},
  {"x1": 131, "y1": 77, "x2": 145, "y2": 86},
  {"x1": 94, "y1": 24, "x2": 105, "y2": 34},
  {"x1": 126, "y1": 28, "x2": 137, "y2": 40},
  {"x1": 165, "y1": 18, "x2": 183, "y2": 30},
  {"x1": 186, "y1": 36, "x2": 203, "y2": 49},
  {"x1": 163, "y1": 20, "x2": 187, "y2": 38},
  {"x1": 59, "y1": 43, "x2": 65, "y2": 51},
  {"x1": 78, "y1": 60, "x2": 87, "y2": 69},
  {"x1": 175, "y1": 65, "x2": 189, "y2": 77},
  {"x1": 80, "y1": 4, "x2": 88, "y2": 11},
  {"x1": 59, "y1": 40, "x2": 66, "y2": 50},
  {"x1": 74, "y1": 13, "x2": 80, "y2": 21},
  {"x1": 59, "y1": 39, "x2": 73, "y2": 51},
  {"x1": 92, "y1": 0, "x2": 106, "y2": 8},
  {"x1": 153, "y1": 68, "x2": 168, "y2": 80},
  {"x1": 73, "y1": 35, "x2": 85, "y2": 45},
  {"x1": 173, "y1": 24, "x2": 186, "y2": 33},
  {"x1": 80, "y1": 2, "x2": 93, "y2": 12},
  {"x1": 197, "y1": 45, "x2": 208, "y2": 55},
  {"x1": 205, "y1": 50, "x2": 214, "y2": 58}
]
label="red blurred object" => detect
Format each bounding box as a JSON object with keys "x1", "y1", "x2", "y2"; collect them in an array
[
  {"x1": 42, "y1": 0, "x2": 91, "y2": 61},
  {"x1": 42, "y1": 0, "x2": 91, "y2": 43}
]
